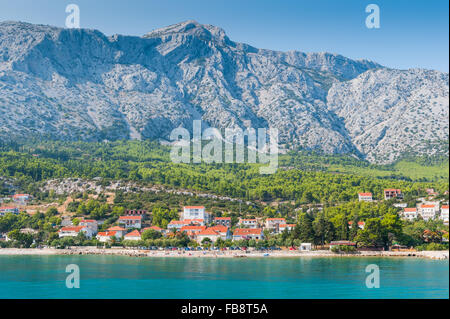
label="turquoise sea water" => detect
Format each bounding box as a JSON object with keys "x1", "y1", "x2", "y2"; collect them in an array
[{"x1": 0, "y1": 255, "x2": 448, "y2": 299}]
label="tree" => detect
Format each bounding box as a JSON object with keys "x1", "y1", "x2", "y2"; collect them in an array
[
  {"x1": 356, "y1": 218, "x2": 385, "y2": 248},
  {"x1": 8, "y1": 229, "x2": 33, "y2": 248},
  {"x1": 141, "y1": 229, "x2": 162, "y2": 240},
  {"x1": 296, "y1": 213, "x2": 314, "y2": 242},
  {"x1": 201, "y1": 237, "x2": 212, "y2": 248},
  {"x1": 313, "y1": 212, "x2": 334, "y2": 245},
  {"x1": 331, "y1": 213, "x2": 348, "y2": 241},
  {"x1": 380, "y1": 213, "x2": 403, "y2": 247}
]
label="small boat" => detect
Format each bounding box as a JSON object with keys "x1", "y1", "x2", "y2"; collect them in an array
[{"x1": 263, "y1": 253, "x2": 270, "y2": 257}]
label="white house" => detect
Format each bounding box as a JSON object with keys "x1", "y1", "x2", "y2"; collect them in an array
[
  {"x1": 348, "y1": 221, "x2": 365, "y2": 229},
  {"x1": 196, "y1": 228, "x2": 221, "y2": 244},
  {"x1": 58, "y1": 226, "x2": 94, "y2": 239},
  {"x1": 79, "y1": 219, "x2": 98, "y2": 233},
  {"x1": 107, "y1": 226, "x2": 126, "y2": 238},
  {"x1": 233, "y1": 228, "x2": 264, "y2": 241},
  {"x1": 0, "y1": 206, "x2": 20, "y2": 216},
  {"x1": 96, "y1": 231, "x2": 120, "y2": 242},
  {"x1": 207, "y1": 225, "x2": 232, "y2": 240},
  {"x1": 440, "y1": 205, "x2": 449, "y2": 224},
  {"x1": 265, "y1": 218, "x2": 286, "y2": 230},
  {"x1": 12, "y1": 194, "x2": 32, "y2": 205},
  {"x1": 118, "y1": 216, "x2": 142, "y2": 229},
  {"x1": 419, "y1": 204, "x2": 437, "y2": 221},
  {"x1": 124, "y1": 230, "x2": 141, "y2": 241},
  {"x1": 168, "y1": 220, "x2": 190, "y2": 231},
  {"x1": 214, "y1": 217, "x2": 231, "y2": 227},
  {"x1": 299, "y1": 243, "x2": 312, "y2": 251},
  {"x1": 358, "y1": 192, "x2": 373, "y2": 202},
  {"x1": 182, "y1": 206, "x2": 212, "y2": 224},
  {"x1": 402, "y1": 208, "x2": 418, "y2": 221},
  {"x1": 238, "y1": 218, "x2": 258, "y2": 228},
  {"x1": 279, "y1": 223, "x2": 296, "y2": 233},
  {"x1": 384, "y1": 189, "x2": 403, "y2": 200}
]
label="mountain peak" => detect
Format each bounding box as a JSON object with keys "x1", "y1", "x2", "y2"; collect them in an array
[{"x1": 143, "y1": 20, "x2": 229, "y2": 43}]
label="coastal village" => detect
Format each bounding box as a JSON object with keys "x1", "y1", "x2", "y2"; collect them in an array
[{"x1": 0, "y1": 187, "x2": 448, "y2": 256}]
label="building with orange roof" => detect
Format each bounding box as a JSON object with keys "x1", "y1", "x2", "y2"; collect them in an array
[
  {"x1": 384, "y1": 189, "x2": 403, "y2": 200},
  {"x1": 79, "y1": 219, "x2": 98, "y2": 233},
  {"x1": 12, "y1": 194, "x2": 32, "y2": 204},
  {"x1": 118, "y1": 215, "x2": 142, "y2": 229},
  {"x1": 214, "y1": 216, "x2": 231, "y2": 227},
  {"x1": 107, "y1": 226, "x2": 126, "y2": 237},
  {"x1": 0, "y1": 207, "x2": 19, "y2": 216},
  {"x1": 265, "y1": 218, "x2": 286, "y2": 230},
  {"x1": 441, "y1": 205, "x2": 449, "y2": 224},
  {"x1": 238, "y1": 218, "x2": 258, "y2": 228},
  {"x1": 358, "y1": 192, "x2": 373, "y2": 202},
  {"x1": 401, "y1": 208, "x2": 418, "y2": 221},
  {"x1": 196, "y1": 228, "x2": 221, "y2": 243},
  {"x1": 124, "y1": 230, "x2": 141, "y2": 241},
  {"x1": 183, "y1": 206, "x2": 212, "y2": 224},
  {"x1": 279, "y1": 224, "x2": 296, "y2": 233},
  {"x1": 167, "y1": 220, "x2": 191, "y2": 231},
  {"x1": 142, "y1": 226, "x2": 164, "y2": 232},
  {"x1": 58, "y1": 225, "x2": 94, "y2": 239},
  {"x1": 348, "y1": 221, "x2": 365, "y2": 230},
  {"x1": 96, "y1": 231, "x2": 119, "y2": 242},
  {"x1": 419, "y1": 204, "x2": 437, "y2": 221},
  {"x1": 208, "y1": 225, "x2": 231, "y2": 239},
  {"x1": 233, "y1": 228, "x2": 264, "y2": 241}
]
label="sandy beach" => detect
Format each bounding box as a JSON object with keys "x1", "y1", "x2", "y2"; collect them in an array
[{"x1": 0, "y1": 247, "x2": 448, "y2": 260}]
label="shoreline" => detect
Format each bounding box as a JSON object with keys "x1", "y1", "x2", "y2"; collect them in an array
[{"x1": 0, "y1": 248, "x2": 448, "y2": 260}]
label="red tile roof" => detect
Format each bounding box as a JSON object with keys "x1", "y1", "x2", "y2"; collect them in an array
[
  {"x1": 197, "y1": 229, "x2": 220, "y2": 236},
  {"x1": 59, "y1": 226, "x2": 85, "y2": 232},
  {"x1": 442, "y1": 205, "x2": 449, "y2": 209},
  {"x1": 169, "y1": 220, "x2": 189, "y2": 225},
  {"x1": 404, "y1": 208, "x2": 417, "y2": 212},
  {"x1": 143, "y1": 226, "x2": 163, "y2": 231},
  {"x1": 124, "y1": 230, "x2": 141, "y2": 237},
  {"x1": 358, "y1": 192, "x2": 372, "y2": 196},
  {"x1": 13, "y1": 194, "x2": 30, "y2": 198},
  {"x1": 233, "y1": 228, "x2": 262, "y2": 236},
  {"x1": 80, "y1": 219, "x2": 97, "y2": 223},
  {"x1": 421, "y1": 205, "x2": 436, "y2": 208},
  {"x1": 214, "y1": 217, "x2": 231, "y2": 220},
  {"x1": 107, "y1": 226, "x2": 126, "y2": 231},
  {"x1": 180, "y1": 226, "x2": 207, "y2": 232},
  {"x1": 97, "y1": 231, "x2": 116, "y2": 237},
  {"x1": 208, "y1": 225, "x2": 228, "y2": 233},
  {"x1": 184, "y1": 206, "x2": 205, "y2": 209},
  {"x1": 119, "y1": 216, "x2": 142, "y2": 220}
]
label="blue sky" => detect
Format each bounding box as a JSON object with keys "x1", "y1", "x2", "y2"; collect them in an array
[{"x1": 1, "y1": 0, "x2": 448, "y2": 71}]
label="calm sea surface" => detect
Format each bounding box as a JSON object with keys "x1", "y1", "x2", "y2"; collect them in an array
[{"x1": 0, "y1": 255, "x2": 448, "y2": 298}]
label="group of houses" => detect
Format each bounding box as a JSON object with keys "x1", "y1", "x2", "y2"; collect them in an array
[
  {"x1": 358, "y1": 189, "x2": 404, "y2": 202},
  {"x1": 166, "y1": 206, "x2": 277, "y2": 243},
  {"x1": 56, "y1": 206, "x2": 300, "y2": 244},
  {"x1": 357, "y1": 189, "x2": 449, "y2": 225},
  {"x1": 401, "y1": 203, "x2": 449, "y2": 224},
  {"x1": 0, "y1": 194, "x2": 33, "y2": 216}
]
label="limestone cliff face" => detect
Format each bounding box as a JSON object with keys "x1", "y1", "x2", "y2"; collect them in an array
[{"x1": 0, "y1": 20, "x2": 448, "y2": 162}]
